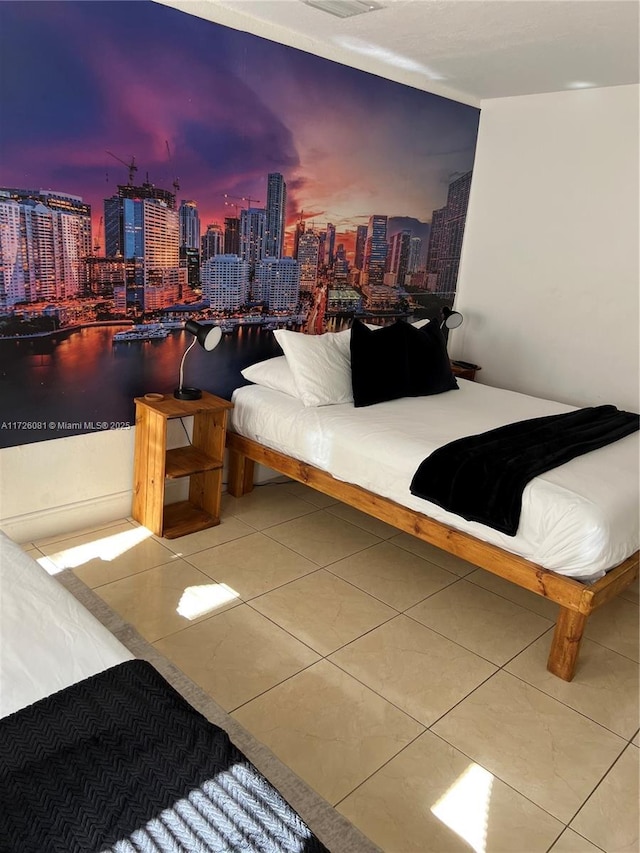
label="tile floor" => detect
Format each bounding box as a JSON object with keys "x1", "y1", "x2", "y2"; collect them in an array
[{"x1": 26, "y1": 481, "x2": 639, "y2": 853}]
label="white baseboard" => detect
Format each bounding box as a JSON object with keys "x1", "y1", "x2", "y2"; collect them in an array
[
  {"x1": 1, "y1": 490, "x2": 134, "y2": 545},
  {"x1": 2, "y1": 461, "x2": 285, "y2": 545}
]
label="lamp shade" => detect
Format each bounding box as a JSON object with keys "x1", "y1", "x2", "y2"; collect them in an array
[
  {"x1": 174, "y1": 321, "x2": 222, "y2": 400},
  {"x1": 442, "y1": 306, "x2": 463, "y2": 330},
  {"x1": 184, "y1": 319, "x2": 222, "y2": 352}
]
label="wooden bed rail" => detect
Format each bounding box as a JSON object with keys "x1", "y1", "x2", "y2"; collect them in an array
[{"x1": 226, "y1": 432, "x2": 639, "y2": 681}]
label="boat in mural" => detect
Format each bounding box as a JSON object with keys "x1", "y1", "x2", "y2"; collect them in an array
[{"x1": 112, "y1": 324, "x2": 170, "y2": 343}]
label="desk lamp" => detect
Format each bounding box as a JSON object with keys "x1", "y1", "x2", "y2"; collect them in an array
[
  {"x1": 174, "y1": 321, "x2": 222, "y2": 400},
  {"x1": 441, "y1": 306, "x2": 463, "y2": 331}
]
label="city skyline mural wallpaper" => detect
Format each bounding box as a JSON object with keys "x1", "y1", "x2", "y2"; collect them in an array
[{"x1": 0, "y1": 0, "x2": 480, "y2": 448}]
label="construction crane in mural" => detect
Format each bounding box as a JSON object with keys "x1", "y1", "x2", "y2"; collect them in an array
[
  {"x1": 106, "y1": 151, "x2": 138, "y2": 186},
  {"x1": 223, "y1": 193, "x2": 262, "y2": 209},
  {"x1": 223, "y1": 201, "x2": 243, "y2": 216},
  {"x1": 165, "y1": 141, "x2": 180, "y2": 194}
]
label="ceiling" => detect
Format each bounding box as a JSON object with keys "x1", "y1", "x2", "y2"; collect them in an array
[{"x1": 154, "y1": 0, "x2": 639, "y2": 106}]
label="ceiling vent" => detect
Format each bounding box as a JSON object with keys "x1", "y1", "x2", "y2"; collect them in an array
[{"x1": 302, "y1": 0, "x2": 384, "y2": 19}]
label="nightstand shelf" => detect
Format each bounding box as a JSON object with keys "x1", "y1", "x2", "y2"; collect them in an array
[
  {"x1": 161, "y1": 501, "x2": 218, "y2": 539},
  {"x1": 165, "y1": 446, "x2": 222, "y2": 479},
  {"x1": 132, "y1": 391, "x2": 233, "y2": 539}
]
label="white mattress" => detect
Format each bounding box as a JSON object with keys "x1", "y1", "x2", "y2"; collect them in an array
[
  {"x1": 230, "y1": 381, "x2": 639, "y2": 582},
  {"x1": 0, "y1": 531, "x2": 132, "y2": 718}
]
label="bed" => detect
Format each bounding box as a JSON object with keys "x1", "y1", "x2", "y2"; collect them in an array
[
  {"x1": 226, "y1": 341, "x2": 639, "y2": 682},
  {"x1": 0, "y1": 530, "x2": 329, "y2": 852}
]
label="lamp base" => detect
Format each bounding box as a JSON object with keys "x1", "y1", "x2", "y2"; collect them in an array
[{"x1": 174, "y1": 387, "x2": 202, "y2": 400}]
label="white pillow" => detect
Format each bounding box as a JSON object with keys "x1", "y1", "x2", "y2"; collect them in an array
[
  {"x1": 273, "y1": 328, "x2": 353, "y2": 407},
  {"x1": 241, "y1": 356, "x2": 299, "y2": 398}
]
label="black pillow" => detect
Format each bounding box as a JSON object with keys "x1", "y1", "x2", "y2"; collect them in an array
[
  {"x1": 350, "y1": 320, "x2": 412, "y2": 407},
  {"x1": 406, "y1": 319, "x2": 459, "y2": 397},
  {"x1": 350, "y1": 318, "x2": 457, "y2": 407}
]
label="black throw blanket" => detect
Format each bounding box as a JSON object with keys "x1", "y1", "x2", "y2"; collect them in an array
[
  {"x1": 0, "y1": 659, "x2": 328, "y2": 853},
  {"x1": 410, "y1": 404, "x2": 639, "y2": 536}
]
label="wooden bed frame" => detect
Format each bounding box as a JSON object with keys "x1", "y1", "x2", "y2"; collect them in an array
[{"x1": 226, "y1": 431, "x2": 638, "y2": 682}]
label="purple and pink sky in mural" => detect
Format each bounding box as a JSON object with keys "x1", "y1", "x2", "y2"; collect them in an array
[{"x1": 0, "y1": 0, "x2": 479, "y2": 253}]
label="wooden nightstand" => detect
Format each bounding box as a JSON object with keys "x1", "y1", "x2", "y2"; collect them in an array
[
  {"x1": 132, "y1": 391, "x2": 233, "y2": 539},
  {"x1": 451, "y1": 361, "x2": 481, "y2": 382}
]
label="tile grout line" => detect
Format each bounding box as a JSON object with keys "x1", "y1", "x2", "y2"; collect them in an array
[{"x1": 562, "y1": 741, "x2": 634, "y2": 830}]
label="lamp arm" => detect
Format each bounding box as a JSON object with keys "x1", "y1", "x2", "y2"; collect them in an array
[{"x1": 177, "y1": 337, "x2": 198, "y2": 392}]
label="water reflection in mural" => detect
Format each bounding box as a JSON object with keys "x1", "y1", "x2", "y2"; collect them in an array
[{"x1": 0, "y1": 326, "x2": 282, "y2": 448}]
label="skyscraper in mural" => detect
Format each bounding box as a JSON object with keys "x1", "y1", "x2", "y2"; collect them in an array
[
  {"x1": 201, "y1": 254, "x2": 249, "y2": 311},
  {"x1": 388, "y1": 230, "x2": 411, "y2": 287},
  {"x1": 240, "y1": 208, "x2": 267, "y2": 269},
  {"x1": 265, "y1": 173, "x2": 286, "y2": 259},
  {"x1": 354, "y1": 225, "x2": 367, "y2": 271},
  {"x1": 363, "y1": 215, "x2": 388, "y2": 289},
  {"x1": 324, "y1": 223, "x2": 336, "y2": 267},
  {"x1": 179, "y1": 200, "x2": 200, "y2": 250},
  {"x1": 254, "y1": 257, "x2": 299, "y2": 310},
  {"x1": 0, "y1": 189, "x2": 91, "y2": 308},
  {"x1": 201, "y1": 223, "x2": 224, "y2": 263},
  {"x1": 224, "y1": 217, "x2": 240, "y2": 256},
  {"x1": 298, "y1": 231, "x2": 320, "y2": 292},
  {"x1": 425, "y1": 170, "x2": 473, "y2": 295},
  {"x1": 104, "y1": 181, "x2": 182, "y2": 312},
  {"x1": 179, "y1": 200, "x2": 201, "y2": 291},
  {"x1": 408, "y1": 236, "x2": 422, "y2": 275},
  {"x1": 293, "y1": 216, "x2": 305, "y2": 260},
  {"x1": 334, "y1": 243, "x2": 349, "y2": 282}
]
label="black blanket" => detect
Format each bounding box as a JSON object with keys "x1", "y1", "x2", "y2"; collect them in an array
[
  {"x1": 410, "y1": 404, "x2": 639, "y2": 536},
  {"x1": 0, "y1": 660, "x2": 328, "y2": 853}
]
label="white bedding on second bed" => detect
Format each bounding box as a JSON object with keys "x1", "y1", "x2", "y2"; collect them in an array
[
  {"x1": 230, "y1": 380, "x2": 639, "y2": 582},
  {"x1": 0, "y1": 531, "x2": 132, "y2": 718}
]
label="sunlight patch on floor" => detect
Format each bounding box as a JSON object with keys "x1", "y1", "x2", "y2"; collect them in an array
[
  {"x1": 431, "y1": 763, "x2": 494, "y2": 853},
  {"x1": 38, "y1": 526, "x2": 153, "y2": 574},
  {"x1": 177, "y1": 584, "x2": 240, "y2": 620}
]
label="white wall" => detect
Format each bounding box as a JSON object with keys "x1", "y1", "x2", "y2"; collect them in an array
[
  {"x1": 452, "y1": 84, "x2": 639, "y2": 412},
  {"x1": 0, "y1": 415, "x2": 275, "y2": 542},
  {"x1": 0, "y1": 429, "x2": 136, "y2": 543},
  {"x1": 0, "y1": 420, "x2": 197, "y2": 542}
]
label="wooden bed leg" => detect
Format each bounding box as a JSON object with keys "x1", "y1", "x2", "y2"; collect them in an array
[
  {"x1": 227, "y1": 449, "x2": 255, "y2": 497},
  {"x1": 547, "y1": 607, "x2": 588, "y2": 681}
]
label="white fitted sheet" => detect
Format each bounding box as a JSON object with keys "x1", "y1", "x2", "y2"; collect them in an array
[
  {"x1": 0, "y1": 531, "x2": 132, "y2": 718},
  {"x1": 230, "y1": 381, "x2": 639, "y2": 582}
]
